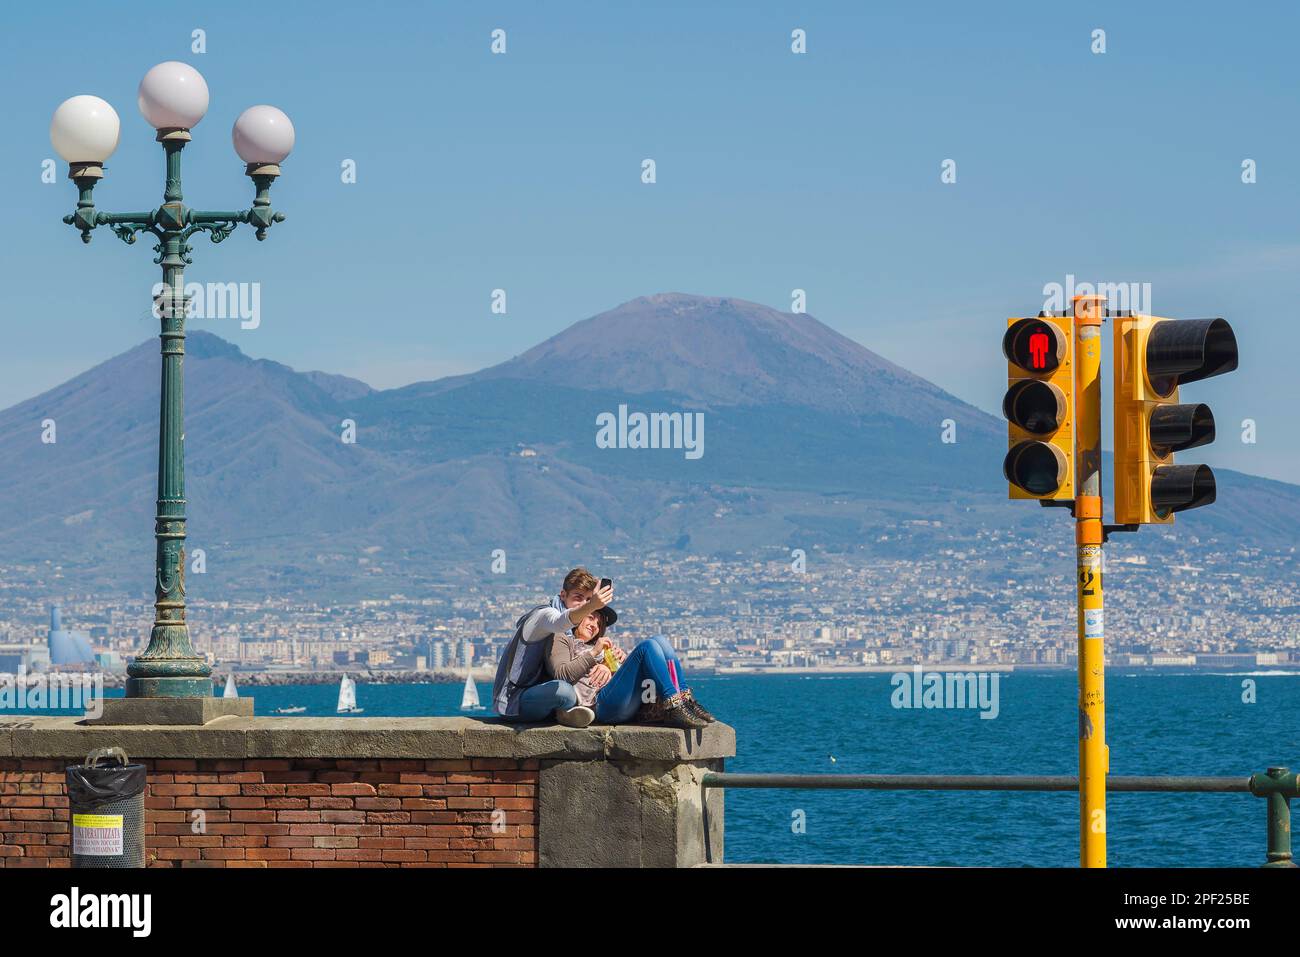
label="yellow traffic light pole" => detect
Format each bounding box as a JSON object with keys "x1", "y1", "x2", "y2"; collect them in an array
[{"x1": 1073, "y1": 294, "x2": 1107, "y2": 867}]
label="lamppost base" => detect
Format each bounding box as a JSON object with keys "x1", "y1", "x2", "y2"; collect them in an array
[
  {"x1": 125, "y1": 675, "x2": 215, "y2": 699},
  {"x1": 87, "y1": 695, "x2": 253, "y2": 726}
]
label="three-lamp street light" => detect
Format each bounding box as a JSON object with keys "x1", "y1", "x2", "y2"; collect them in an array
[{"x1": 51, "y1": 62, "x2": 294, "y2": 700}]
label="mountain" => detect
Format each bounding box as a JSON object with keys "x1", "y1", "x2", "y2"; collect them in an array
[{"x1": 0, "y1": 293, "x2": 1296, "y2": 596}]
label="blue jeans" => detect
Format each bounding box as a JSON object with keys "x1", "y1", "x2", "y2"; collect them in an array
[
  {"x1": 595, "y1": 635, "x2": 687, "y2": 724},
  {"x1": 515, "y1": 680, "x2": 577, "y2": 722}
]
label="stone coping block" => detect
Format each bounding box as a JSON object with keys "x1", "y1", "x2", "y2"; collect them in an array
[
  {"x1": 0, "y1": 715, "x2": 735, "y2": 763},
  {"x1": 86, "y1": 696, "x2": 254, "y2": 726}
]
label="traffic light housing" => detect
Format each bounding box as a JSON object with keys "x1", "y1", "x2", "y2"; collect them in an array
[
  {"x1": 1112, "y1": 315, "x2": 1238, "y2": 524},
  {"x1": 1003, "y1": 315, "x2": 1074, "y2": 501}
]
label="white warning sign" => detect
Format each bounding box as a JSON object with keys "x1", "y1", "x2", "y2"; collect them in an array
[
  {"x1": 1084, "y1": 608, "x2": 1104, "y2": 639},
  {"x1": 72, "y1": 813, "x2": 124, "y2": 856}
]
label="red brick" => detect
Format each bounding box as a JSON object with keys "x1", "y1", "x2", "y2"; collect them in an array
[
  {"x1": 358, "y1": 837, "x2": 404, "y2": 849},
  {"x1": 446, "y1": 797, "x2": 493, "y2": 810},
  {"x1": 201, "y1": 847, "x2": 246, "y2": 860},
  {"x1": 286, "y1": 824, "x2": 334, "y2": 836},
  {"x1": 422, "y1": 784, "x2": 468, "y2": 796},
  {"x1": 335, "y1": 849, "x2": 383, "y2": 862},
  {"x1": 276, "y1": 811, "x2": 321, "y2": 823},
  {"x1": 474, "y1": 850, "x2": 523, "y2": 863},
  {"x1": 321, "y1": 810, "x2": 364, "y2": 824},
  {"x1": 195, "y1": 784, "x2": 240, "y2": 796},
  {"x1": 493, "y1": 798, "x2": 534, "y2": 811},
  {"x1": 242, "y1": 784, "x2": 286, "y2": 796},
  {"x1": 220, "y1": 796, "x2": 267, "y2": 810},
  {"x1": 244, "y1": 823, "x2": 290, "y2": 836},
  {"x1": 290, "y1": 848, "x2": 336, "y2": 860},
  {"x1": 377, "y1": 784, "x2": 422, "y2": 797},
  {"x1": 266, "y1": 798, "x2": 309, "y2": 809},
  {"x1": 330, "y1": 785, "x2": 377, "y2": 800},
  {"x1": 379, "y1": 849, "x2": 426, "y2": 862},
  {"x1": 155, "y1": 847, "x2": 201, "y2": 861},
  {"x1": 447, "y1": 772, "x2": 495, "y2": 784},
  {"x1": 285, "y1": 784, "x2": 332, "y2": 797},
  {"x1": 363, "y1": 812, "x2": 410, "y2": 824},
  {"x1": 230, "y1": 811, "x2": 276, "y2": 823},
  {"x1": 403, "y1": 838, "x2": 451, "y2": 850},
  {"x1": 426, "y1": 850, "x2": 476, "y2": 863},
  {"x1": 469, "y1": 785, "x2": 517, "y2": 797},
  {"x1": 309, "y1": 798, "x2": 355, "y2": 810},
  {"x1": 355, "y1": 797, "x2": 401, "y2": 811},
  {"x1": 313, "y1": 836, "x2": 358, "y2": 849}
]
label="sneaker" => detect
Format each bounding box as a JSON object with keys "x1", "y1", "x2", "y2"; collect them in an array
[{"x1": 554, "y1": 705, "x2": 595, "y2": 728}]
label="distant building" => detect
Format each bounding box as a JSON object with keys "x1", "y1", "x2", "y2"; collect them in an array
[{"x1": 48, "y1": 606, "x2": 94, "y2": 666}]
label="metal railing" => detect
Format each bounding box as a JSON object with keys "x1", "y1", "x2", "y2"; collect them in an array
[{"x1": 700, "y1": 766, "x2": 1298, "y2": 867}]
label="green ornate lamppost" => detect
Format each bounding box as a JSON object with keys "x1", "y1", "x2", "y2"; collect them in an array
[{"x1": 51, "y1": 62, "x2": 294, "y2": 702}]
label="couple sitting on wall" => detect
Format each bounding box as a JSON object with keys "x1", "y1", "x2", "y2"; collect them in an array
[{"x1": 491, "y1": 567, "x2": 716, "y2": 730}]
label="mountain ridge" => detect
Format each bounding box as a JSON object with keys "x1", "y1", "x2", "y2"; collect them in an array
[{"x1": 0, "y1": 293, "x2": 1294, "y2": 595}]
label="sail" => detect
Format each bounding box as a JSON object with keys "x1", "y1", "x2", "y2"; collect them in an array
[
  {"x1": 337, "y1": 674, "x2": 357, "y2": 712},
  {"x1": 223, "y1": 674, "x2": 237, "y2": 699},
  {"x1": 460, "y1": 672, "x2": 480, "y2": 709}
]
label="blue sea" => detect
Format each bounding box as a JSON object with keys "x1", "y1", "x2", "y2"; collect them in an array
[{"x1": 8, "y1": 672, "x2": 1296, "y2": 867}]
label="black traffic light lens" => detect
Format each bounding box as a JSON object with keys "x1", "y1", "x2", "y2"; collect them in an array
[
  {"x1": 1151, "y1": 464, "x2": 1216, "y2": 515},
  {"x1": 1003, "y1": 380, "x2": 1066, "y2": 434},
  {"x1": 1146, "y1": 318, "x2": 1239, "y2": 396},
  {"x1": 1004, "y1": 440, "x2": 1068, "y2": 496},
  {"x1": 1003, "y1": 318, "x2": 1065, "y2": 373},
  {"x1": 1149, "y1": 403, "x2": 1215, "y2": 455}
]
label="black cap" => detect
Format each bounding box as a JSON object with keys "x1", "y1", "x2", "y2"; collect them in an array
[{"x1": 598, "y1": 606, "x2": 618, "y2": 628}]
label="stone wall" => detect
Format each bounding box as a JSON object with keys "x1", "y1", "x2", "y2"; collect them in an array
[{"x1": 0, "y1": 716, "x2": 732, "y2": 868}]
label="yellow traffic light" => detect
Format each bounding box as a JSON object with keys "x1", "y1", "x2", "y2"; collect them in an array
[
  {"x1": 1003, "y1": 316, "x2": 1074, "y2": 500},
  {"x1": 1112, "y1": 315, "x2": 1239, "y2": 524}
]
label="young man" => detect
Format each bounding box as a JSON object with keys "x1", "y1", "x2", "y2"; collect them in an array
[{"x1": 491, "y1": 568, "x2": 613, "y2": 728}]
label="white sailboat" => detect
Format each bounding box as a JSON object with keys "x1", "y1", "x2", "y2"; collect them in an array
[
  {"x1": 460, "y1": 671, "x2": 483, "y2": 711},
  {"x1": 337, "y1": 674, "x2": 363, "y2": 714},
  {"x1": 223, "y1": 674, "x2": 238, "y2": 699}
]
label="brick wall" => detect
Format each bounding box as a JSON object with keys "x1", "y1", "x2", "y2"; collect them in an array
[{"x1": 0, "y1": 756, "x2": 537, "y2": 868}]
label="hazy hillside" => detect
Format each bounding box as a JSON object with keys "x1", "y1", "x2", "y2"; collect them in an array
[{"x1": 0, "y1": 293, "x2": 1295, "y2": 595}]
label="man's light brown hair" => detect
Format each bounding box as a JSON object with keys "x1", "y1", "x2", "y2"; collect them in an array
[{"x1": 562, "y1": 568, "x2": 598, "y2": 593}]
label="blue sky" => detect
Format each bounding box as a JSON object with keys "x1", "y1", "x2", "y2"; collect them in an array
[{"x1": 1, "y1": 1, "x2": 1296, "y2": 481}]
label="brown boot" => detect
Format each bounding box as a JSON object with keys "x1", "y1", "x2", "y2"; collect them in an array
[
  {"x1": 661, "y1": 692, "x2": 709, "y2": 730},
  {"x1": 681, "y1": 688, "x2": 716, "y2": 723}
]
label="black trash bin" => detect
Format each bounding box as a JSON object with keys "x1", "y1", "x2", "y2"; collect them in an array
[{"x1": 66, "y1": 747, "x2": 147, "y2": 868}]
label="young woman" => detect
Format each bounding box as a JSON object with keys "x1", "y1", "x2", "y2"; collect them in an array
[{"x1": 546, "y1": 607, "x2": 716, "y2": 729}]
